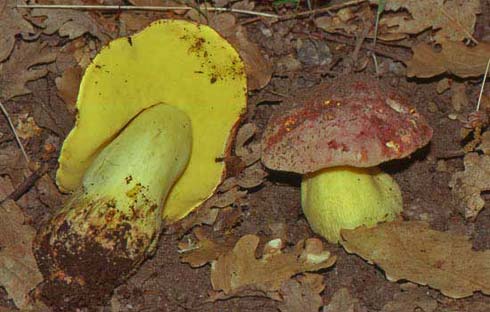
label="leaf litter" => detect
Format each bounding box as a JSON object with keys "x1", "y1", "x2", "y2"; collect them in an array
[
  {"x1": 209, "y1": 234, "x2": 335, "y2": 300},
  {"x1": 5, "y1": 0, "x2": 490, "y2": 310},
  {"x1": 0, "y1": 200, "x2": 43, "y2": 309}
]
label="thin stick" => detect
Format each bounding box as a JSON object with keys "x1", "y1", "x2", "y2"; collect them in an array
[
  {"x1": 16, "y1": 4, "x2": 279, "y2": 18},
  {"x1": 0, "y1": 100, "x2": 30, "y2": 164},
  {"x1": 476, "y1": 57, "x2": 490, "y2": 112},
  {"x1": 281, "y1": 0, "x2": 367, "y2": 20}
]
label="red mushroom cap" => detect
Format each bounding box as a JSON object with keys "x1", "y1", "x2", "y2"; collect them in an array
[{"x1": 261, "y1": 76, "x2": 433, "y2": 174}]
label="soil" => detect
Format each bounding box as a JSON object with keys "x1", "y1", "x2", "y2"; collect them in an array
[{"x1": 2, "y1": 1, "x2": 490, "y2": 312}]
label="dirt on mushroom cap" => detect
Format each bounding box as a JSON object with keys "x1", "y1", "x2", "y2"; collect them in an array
[{"x1": 261, "y1": 74, "x2": 433, "y2": 174}]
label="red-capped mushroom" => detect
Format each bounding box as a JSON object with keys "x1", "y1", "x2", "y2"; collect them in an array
[{"x1": 261, "y1": 75, "x2": 433, "y2": 242}]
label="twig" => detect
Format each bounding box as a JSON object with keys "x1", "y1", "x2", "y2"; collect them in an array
[
  {"x1": 476, "y1": 57, "x2": 490, "y2": 112},
  {"x1": 1, "y1": 164, "x2": 48, "y2": 203},
  {"x1": 281, "y1": 0, "x2": 367, "y2": 20},
  {"x1": 16, "y1": 4, "x2": 279, "y2": 18},
  {"x1": 322, "y1": 33, "x2": 407, "y2": 63},
  {"x1": 0, "y1": 100, "x2": 30, "y2": 164}
]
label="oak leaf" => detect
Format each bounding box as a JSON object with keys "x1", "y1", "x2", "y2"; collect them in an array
[
  {"x1": 381, "y1": 287, "x2": 438, "y2": 312},
  {"x1": 449, "y1": 153, "x2": 490, "y2": 219},
  {"x1": 278, "y1": 274, "x2": 325, "y2": 312},
  {"x1": 210, "y1": 235, "x2": 335, "y2": 300},
  {"x1": 0, "y1": 0, "x2": 35, "y2": 62},
  {"x1": 0, "y1": 41, "x2": 57, "y2": 100},
  {"x1": 373, "y1": 0, "x2": 480, "y2": 42},
  {"x1": 406, "y1": 41, "x2": 490, "y2": 78},
  {"x1": 30, "y1": 7, "x2": 110, "y2": 42},
  {"x1": 341, "y1": 221, "x2": 490, "y2": 298},
  {"x1": 179, "y1": 227, "x2": 236, "y2": 268}
]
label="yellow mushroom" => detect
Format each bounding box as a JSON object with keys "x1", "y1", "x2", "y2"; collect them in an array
[{"x1": 34, "y1": 20, "x2": 247, "y2": 307}]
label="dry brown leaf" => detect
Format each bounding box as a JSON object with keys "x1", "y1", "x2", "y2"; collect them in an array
[
  {"x1": 451, "y1": 82, "x2": 468, "y2": 112},
  {"x1": 323, "y1": 288, "x2": 360, "y2": 312},
  {"x1": 477, "y1": 130, "x2": 490, "y2": 154},
  {"x1": 315, "y1": 4, "x2": 377, "y2": 39},
  {"x1": 235, "y1": 123, "x2": 261, "y2": 166},
  {"x1": 210, "y1": 235, "x2": 335, "y2": 300},
  {"x1": 406, "y1": 41, "x2": 490, "y2": 78},
  {"x1": 436, "y1": 78, "x2": 451, "y2": 94},
  {"x1": 0, "y1": 200, "x2": 43, "y2": 309},
  {"x1": 237, "y1": 162, "x2": 268, "y2": 189},
  {"x1": 381, "y1": 288, "x2": 438, "y2": 312},
  {"x1": 55, "y1": 65, "x2": 82, "y2": 112},
  {"x1": 449, "y1": 153, "x2": 490, "y2": 219},
  {"x1": 341, "y1": 221, "x2": 490, "y2": 298},
  {"x1": 205, "y1": 186, "x2": 248, "y2": 208},
  {"x1": 0, "y1": 41, "x2": 57, "y2": 101},
  {"x1": 0, "y1": 0, "x2": 35, "y2": 62},
  {"x1": 373, "y1": 0, "x2": 480, "y2": 42},
  {"x1": 278, "y1": 274, "x2": 325, "y2": 312},
  {"x1": 29, "y1": 7, "x2": 110, "y2": 42},
  {"x1": 179, "y1": 227, "x2": 237, "y2": 268},
  {"x1": 15, "y1": 114, "x2": 42, "y2": 140}
]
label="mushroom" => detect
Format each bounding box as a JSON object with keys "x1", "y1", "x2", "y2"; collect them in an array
[
  {"x1": 261, "y1": 75, "x2": 433, "y2": 243},
  {"x1": 34, "y1": 20, "x2": 247, "y2": 307}
]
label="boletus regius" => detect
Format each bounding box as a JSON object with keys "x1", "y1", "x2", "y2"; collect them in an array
[
  {"x1": 34, "y1": 20, "x2": 247, "y2": 308},
  {"x1": 261, "y1": 75, "x2": 433, "y2": 243}
]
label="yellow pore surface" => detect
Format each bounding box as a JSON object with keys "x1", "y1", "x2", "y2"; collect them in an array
[
  {"x1": 301, "y1": 166, "x2": 403, "y2": 243},
  {"x1": 56, "y1": 19, "x2": 247, "y2": 222}
]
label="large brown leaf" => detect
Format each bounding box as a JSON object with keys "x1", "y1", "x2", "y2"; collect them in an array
[
  {"x1": 0, "y1": 41, "x2": 57, "y2": 100},
  {"x1": 0, "y1": 200, "x2": 43, "y2": 309},
  {"x1": 341, "y1": 221, "x2": 490, "y2": 299},
  {"x1": 406, "y1": 41, "x2": 490, "y2": 78}
]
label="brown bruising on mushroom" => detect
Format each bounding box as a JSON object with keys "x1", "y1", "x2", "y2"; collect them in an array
[
  {"x1": 33, "y1": 183, "x2": 160, "y2": 308},
  {"x1": 261, "y1": 76, "x2": 433, "y2": 174}
]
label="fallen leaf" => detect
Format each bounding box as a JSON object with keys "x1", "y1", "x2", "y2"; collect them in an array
[
  {"x1": 477, "y1": 130, "x2": 490, "y2": 154},
  {"x1": 436, "y1": 78, "x2": 451, "y2": 94},
  {"x1": 0, "y1": 41, "x2": 57, "y2": 100},
  {"x1": 236, "y1": 162, "x2": 268, "y2": 189},
  {"x1": 406, "y1": 41, "x2": 490, "y2": 78},
  {"x1": 323, "y1": 288, "x2": 360, "y2": 312},
  {"x1": 449, "y1": 153, "x2": 490, "y2": 219},
  {"x1": 235, "y1": 123, "x2": 261, "y2": 166},
  {"x1": 0, "y1": 200, "x2": 43, "y2": 309},
  {"x1": 205, "y1": 186, "x2": 248, "y2": 208},
  {"x1": 341, "y1": 221, "x2": 490, "y2": 298},
  {"x1": 0, "y1": 0, "x2": 35, "y2": 62},
  {"x1": 15, "y1": 114, "x2": 42, "y2": 140},
  {"x1": 55, "y1": 65, "x2": 82, "y2": 112},
  {"x1": 373, "y1": 0, "x2": 480, "y2": 42},
  {"x1": 381, "y1": 288, "x2": 438, "y2": 312},
  {"x1": 451, "y1": 82, "x2": 468, "y2": 112},
  {"x1": 315, "y1": 6, "x2": 372, "y2": 37},
  {"x1": 278, "y1": 274, "x2": 325, "y2": 312},
  {"x1": 179, "y1": 227, "x2": 237, "y2": 268},
  {"x1": 210, "y1": 235, "x2": 335, "y2": 300},
  {"x1": 29, "y1": 6, "x2": 110, "y2": 42}
]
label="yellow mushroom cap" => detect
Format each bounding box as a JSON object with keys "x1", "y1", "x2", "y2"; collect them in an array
[{"x1": 56, "y1": 19, "x2": 247, "y2": 222}]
